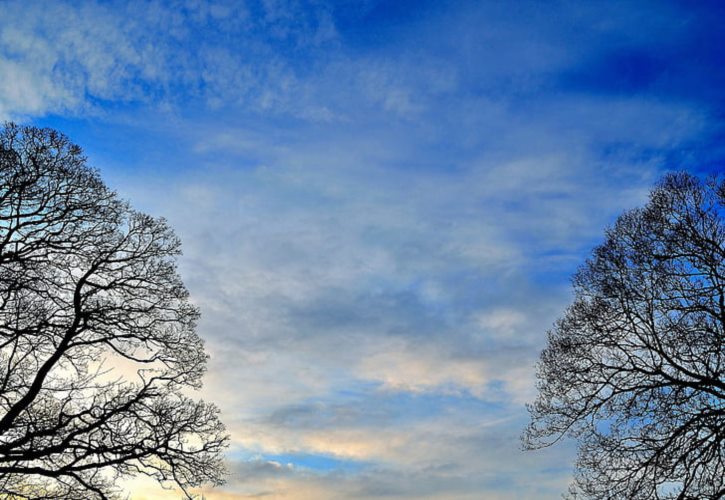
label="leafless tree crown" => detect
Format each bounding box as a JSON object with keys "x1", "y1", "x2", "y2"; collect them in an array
[
  {"x1": 0, "y1": 123, "x2": 227, "y2": 499},
  {"x1": 524, "y1": 172, "x2": 725, "y2": 499}
]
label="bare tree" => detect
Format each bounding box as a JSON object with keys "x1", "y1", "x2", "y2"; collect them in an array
[
  {"x1": 524, "y1": 173, "x2": 725, "y2": 499},
  {"x1": 0, "y1": 123, "x2": 227, "y2": 499}
]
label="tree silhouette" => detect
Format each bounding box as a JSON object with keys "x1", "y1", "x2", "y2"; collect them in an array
[
  {"x1": 0, "y1": 123, "x2": 227, "y2": 499},
  {"x1": 524, "y1": 173, "x2": 724, "y2": 499}
]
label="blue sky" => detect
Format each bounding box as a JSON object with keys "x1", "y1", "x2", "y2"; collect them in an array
[{"x1": 1, "y1": 1, "x2": 724, "y2": 498}]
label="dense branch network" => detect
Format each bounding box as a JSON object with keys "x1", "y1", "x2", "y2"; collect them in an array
[
  {"x1": 524, "y1": 173, "x2": 725, "y2": 499},
  {"x1": 0, "y1": 123, "x2": 227, "y2": 499}
]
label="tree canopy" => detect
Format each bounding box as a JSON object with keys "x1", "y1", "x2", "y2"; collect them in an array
[
  {"x1": 524, "y1": 173, "x2": 724, "y2": 499},
  {"x1": 0, "y1": 123, "x2": 227, "y2": 499}
]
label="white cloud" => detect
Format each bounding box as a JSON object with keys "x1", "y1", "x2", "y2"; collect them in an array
[
  {"x1": 3, "y1": 1, "x2": 719, "y2": 498},
  {"x1": 0, "y1": 0, "x2": 342, "y2": 120},
  {"x1": 356, "y1": 340, "x2": 489, "y2": 396},
  {"x1": 95, "y1": 91, "x2": 696, "y2": 496}
]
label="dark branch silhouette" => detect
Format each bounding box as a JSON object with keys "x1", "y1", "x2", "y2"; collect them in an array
[
  {"x1": 0, "y1": 123, "x2": 228, "y2": 499},
  {"x1": 524, "y1": 172, "x2": 725, "y2": 499}
]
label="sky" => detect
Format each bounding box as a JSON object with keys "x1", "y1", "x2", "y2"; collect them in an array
[{"x1": 1, "y1": 0, "x2": 724, "y2": 498}]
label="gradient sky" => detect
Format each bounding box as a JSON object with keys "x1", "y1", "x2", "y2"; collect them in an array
[{"x1": 1, "y1": 1, "x2": 724, "y2": 498}]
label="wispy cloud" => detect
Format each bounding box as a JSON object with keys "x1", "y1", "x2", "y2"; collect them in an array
[{"x1": 3, "y1": 0, "x2": 724, "y2": 498}]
